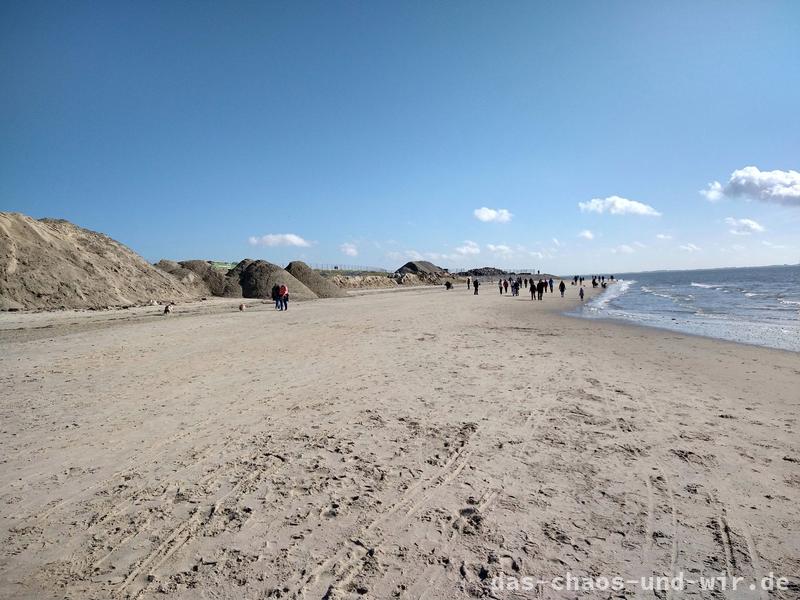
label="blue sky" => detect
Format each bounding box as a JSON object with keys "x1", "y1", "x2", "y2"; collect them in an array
[{"x1": 2, "y1": 1, "x2": 799, "y2": 273}]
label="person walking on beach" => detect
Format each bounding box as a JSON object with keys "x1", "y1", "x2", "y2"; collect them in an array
[
  {"x1": 473, "y1": 279, "x2": 480, "y2": 295},
  {"x1": 271, "y1": 284, "x2": 281, "y2": 310},
  {"x1": 579, "y1": 286, "x2": 585, "y2": 301},
  {"x1": 559, "y1": 280, "x2": 566, "y2": 297},
  {"x1": 466, "y1": 277, "x2": 471, "y2": 289},
  {"x1": 498, "y1": 280, "x2": 503, "y2": 295},
  {"x1": 278, "y1": 284, "x2": 289, "y2": 311},
  {"x1": 503, "y1": 279, "x2": 509, "y2": 294},
  {"x1": 549, "y1": 278, "x2": 554, "y2": 293},
  {"x1": 537, "y1": 279, "x2": 545, "y2": 300}
]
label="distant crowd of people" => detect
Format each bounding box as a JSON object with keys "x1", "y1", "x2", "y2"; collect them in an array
[
  {"x1": 571, "y1": 274, "x2": 614, "y2": 289},
  {"x1": 465, "y1": 273, "x2": 615, "y2": 303},
  {"x1": 163, "y1": 272, "x2": 614, "y2": 316}
]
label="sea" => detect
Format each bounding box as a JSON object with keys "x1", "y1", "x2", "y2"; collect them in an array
[{"x1": 574, "y1": 265, "x2": 800, "y2": 352}]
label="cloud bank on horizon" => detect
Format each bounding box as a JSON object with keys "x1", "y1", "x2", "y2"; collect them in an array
[{"x1": 244, "y1": 166, "x2": 796, "y2": 272}]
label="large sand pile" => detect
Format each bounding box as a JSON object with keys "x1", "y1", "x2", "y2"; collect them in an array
[
  {"x1": 227, "y1": 259, "x2": 318, "y2": 300},
  {"x1": 328, "y1": 274, "x2": 398, "y2": 289},
  {"x1": 154, "y1": 260, "x2": 212, "y2": 296},
  {"x1": 395, "y1": 260, "x2": 456, "y2": 286},
  {"x1": 395, "y1": 260, "x2": 447, "y2": 276},
  {"x1": 0, "y1": 213, "x2": 199, "y2": 310},
  {"x1": 177, "y1": 260, "x2": 240, "y2": 297},
  {"x1": 285, "y1": 261, "x2": 347, "y2": 298}
]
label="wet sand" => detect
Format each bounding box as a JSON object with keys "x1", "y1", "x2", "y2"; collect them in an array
[{"x1": 1, "y1": 286, "x2": 798, "y2": 599}]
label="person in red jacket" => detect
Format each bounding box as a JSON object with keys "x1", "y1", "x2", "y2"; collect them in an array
[{"x1": 278, "y1": 284, "x2": 288, "y2": 311}]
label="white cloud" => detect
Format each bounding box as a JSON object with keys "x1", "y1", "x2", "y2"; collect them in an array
[
  {"x1": 701, "y1": 181, "x2": 724, "y2": 202},
  {"x1": 679, "y1": 243, "x2": 702, "y2": 252},
  {"x1": 611, "y1": 244, "x2": 635, "y2": 254},
  {"x1": 248, "y1": 233, "x2": 311, "y2": 247},
  {"x1": 656, "y1": 233, "x2": 673, "y2": 240},
  {"x1": 701, "y1": 166, "x2": 800, "y2": 206},
  {"x1": 387, "y1": 242, "x2": 480, "y2": 266},
  {"x1": 579, "y1": 195, "x2": 661, "y2": 217},
  {"x1": 552, "y1": 237, "x2": 562, "y2": 247},
  {"x1": 455, "y1": 240, "x2": 480, "y2": 255},
  {"x1": 725, "y1": 217, "x2": 765, "y2": 236},
  {"x1": 487, "y1": 243, "x2": 513, "y2": 255},
  {"x1": 578, "y1": 230, "x2": 595, "y2": 240},
  {"x1": 387, "y1": 249, "x2": 426, "y2": 262},
  {"x1": 340, "y1": 242, "x2": 358, "y2": 257},
  {"x1": 473, "y1": 207, "x2": 513, "y2": 223},
  {"x1": 762, "y1": 240, "x2": 787, "y2": 249},
  {"x1": 633, "y1": 241, "x2": 647, "y2": 248}
]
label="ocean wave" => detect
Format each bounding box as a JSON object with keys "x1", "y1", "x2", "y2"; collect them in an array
[
  {"x1": 589, "y1": 279, "x2": 634, "y2": 310},
  {"x1": 690, "y1": 282, "x2": 732, "y2": 292},
  {"x1": 780, "y1": 299, "x2": 800, "y2": 306},
  {"x1": 640, "y1": 286, "x2": 677, "y2": 300}
]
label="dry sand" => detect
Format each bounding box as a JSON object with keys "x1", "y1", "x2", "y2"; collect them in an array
[{"x1": 0, "y1": 286, "x2": 798, "y2": 599}]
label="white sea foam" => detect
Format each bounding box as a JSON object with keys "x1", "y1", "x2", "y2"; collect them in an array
[
  {"x1": 690, "y1": 282, "x2": 714, "y2": 288},
  {"x1": 643, "y1": 288, "x2": 677, "y2": 300},
  {"x1": 589, "y1": 279, "x2": 634, "y2": 310}
]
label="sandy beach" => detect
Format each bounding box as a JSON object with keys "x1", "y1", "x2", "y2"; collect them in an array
[{"x1": 0, "y1": 286, "x2": 798, "y2": 599}]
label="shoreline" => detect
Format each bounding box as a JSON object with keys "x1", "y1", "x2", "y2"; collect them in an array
[
  {"x1": 2, "y1": 281, "x2": 798, "y2": 357},
  {"x1": 566, "y1": 279, "x2": 800, "y2": 354}
]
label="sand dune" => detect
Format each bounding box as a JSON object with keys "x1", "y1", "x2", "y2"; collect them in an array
[
  {"x1": 0, "y1": 287, "x2": 797, "y2": 599},
  {"x1": 0, "y1": 213, "x2": 199, "y2": 310}
]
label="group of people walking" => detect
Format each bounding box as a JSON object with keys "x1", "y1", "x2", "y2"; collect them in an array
[{"x1": 465, "y1": 275, "x2": 596, "y2": 302}]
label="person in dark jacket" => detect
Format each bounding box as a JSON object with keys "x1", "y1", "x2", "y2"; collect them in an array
[
  {"x1": 271, "y1": 284, "x2": 281, "y2": 309},
  {"x1": 537, "y1": 279, "x2": 546, "y2": 300}
]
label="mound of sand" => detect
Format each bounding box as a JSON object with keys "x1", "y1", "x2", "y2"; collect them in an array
[
  {"x1": 179, "y1": 260, "x2": 242, "y2": 297},
  {"x1": 328, "y1": 274, "x2": 398, "y2": 289},
  {"x1": 459, "y1": 267, "x2": 507, "y2": 277},
  {"x1": 0, "y1": 213, "x2": 201, "y2": 310},
  {"x1": 285, "y1": 261, "x2": 347, "y2": 298},
  {"x1": 227, "y1": 259, "x2": 318, "y2": 300},
  {"x1": 394, "y1": 260, "x2": 458, "y2": 286},
  {"x1": 395, "y1": 260, "x2": 447, "y2": 276},
  {"x1": 154, "y1": 260, "x2": 212, "y2": 296}
]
